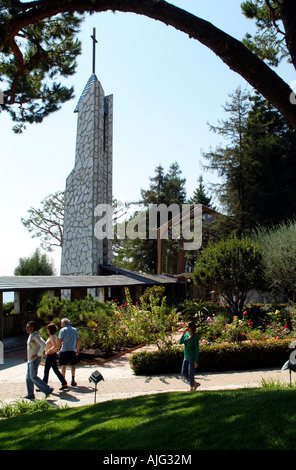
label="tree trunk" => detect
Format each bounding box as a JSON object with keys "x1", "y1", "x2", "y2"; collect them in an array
[{"x1": 282, "y1": 0, "x2": 296, "y2": 71}]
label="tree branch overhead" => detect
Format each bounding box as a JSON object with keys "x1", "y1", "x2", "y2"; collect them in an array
[{"x1": 1, "y1": 0, "x2": 296, "y2": 129}]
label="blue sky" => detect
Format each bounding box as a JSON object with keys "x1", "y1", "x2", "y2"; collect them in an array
[{"x1": 1, "y1": 0, "x2": 295, "y2": 291}]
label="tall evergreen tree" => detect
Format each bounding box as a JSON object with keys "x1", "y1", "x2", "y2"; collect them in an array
[
  {"x1": 14, "y1": 248, "x2": 55, "y2": 311},
  {"x1": 203, "y1": 87, "x2": 252, "y2": 234},
  {"x1": 203, "y1": 88, "x2": 296, "y2": 235},
  {"x1": 113, "y1": 162, "x2": 187, "y2": 273},
  {"x1": 243, "y1": 93, "x2": 296, "y2": 228},
  {"x1": 141, "y1": 162, "x2": 186, "y2": 207},
  {"x1": 189, "y1": 175, "x2": 215, "y2": 208}
]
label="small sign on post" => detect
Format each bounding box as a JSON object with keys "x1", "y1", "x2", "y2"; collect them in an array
[{"x1": 89, "y1": 370, "x2": 104, "y2": 404}]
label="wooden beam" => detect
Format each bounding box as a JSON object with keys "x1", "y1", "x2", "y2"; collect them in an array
[{"x1": 157, "y1": 233, "x2": 164, "y2": 275}]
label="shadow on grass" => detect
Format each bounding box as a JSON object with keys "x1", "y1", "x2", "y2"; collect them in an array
[{"x1": 1, "y1": 388, "x2": 296, "y2": 450}]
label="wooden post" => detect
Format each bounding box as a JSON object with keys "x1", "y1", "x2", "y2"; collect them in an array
[{"x1": 157, "y1": 234, "x2": 164, "y2": 275}]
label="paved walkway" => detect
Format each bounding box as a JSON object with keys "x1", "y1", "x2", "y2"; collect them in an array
[{"x1": 0, "y1": 338, "x2": 293, "y2": 408}]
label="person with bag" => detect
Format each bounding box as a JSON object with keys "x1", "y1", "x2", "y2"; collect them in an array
[{"x1": 179, "y1": 321, "x2": 200, "y2": 391}]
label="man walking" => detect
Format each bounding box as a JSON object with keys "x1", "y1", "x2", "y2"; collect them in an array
[
  {"x1": 58, "y1": 318, "x2": 80, "y2": 386},
  {"x1": 25, "y1": 321, "x2": 54, "y2": 399}
]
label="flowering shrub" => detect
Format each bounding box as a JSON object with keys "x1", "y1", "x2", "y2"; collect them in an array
[
  {"x1": 37, "y1": 287, "x2": 178, "y2": 352},
  {"x1": 37, "y1": 290, "x2": 296, "y2": 353},
  {"x1": 107, "y1": 288, "x2": 178, "y2": 350},
  {"x1": 168, "y1": 301, "x2": 294, "y2": 346},
  {"x1": 180, "y1": 300, "x2": 296, "y2": 345}
]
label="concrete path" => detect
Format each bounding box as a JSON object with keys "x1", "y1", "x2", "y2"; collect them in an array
[{"x1": 0, "y1": 338, "x2": 292, "y2": 408}]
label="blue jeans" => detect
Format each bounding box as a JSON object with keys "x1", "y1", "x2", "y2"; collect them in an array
[
  {"x1": 26, "y1": 357, "x2": 52, "y2": 398},
  {"x1": 181, "y1": 357, "x2": 195, "y2": 387}
]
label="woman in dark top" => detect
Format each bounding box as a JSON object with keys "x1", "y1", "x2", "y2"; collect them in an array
[{"x1": 43, "y1": 324, "x2": 68, "y2": 390}]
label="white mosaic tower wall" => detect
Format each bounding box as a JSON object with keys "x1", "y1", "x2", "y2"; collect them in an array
[{"x1": 61, "y1": 74, "x2": 113, "y2": 275}]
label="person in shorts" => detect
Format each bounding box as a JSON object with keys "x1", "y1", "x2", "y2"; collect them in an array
[{"x1": 57, "y1": 318, "x2": 80, "y2": 386}]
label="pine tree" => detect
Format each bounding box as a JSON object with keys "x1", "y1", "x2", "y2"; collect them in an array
[
  {"x1": 141, "y1": 162, "x2": 186, "y2": 207},
  {"x1": 113, "y1": 162, "x2": 187, "y2": 273},
  {"x1": 243, "y1": 92, "x2": 296, "y2": 228},
  {"x1": 203, "y1": 88, "x2": 296, "y2": 235},
  {"x1": 189, "y1": 176, "x2": 214, "y2": 208},
  {"x1": 0, "y1": 11, "x2": 83, "y2": 132},
  {"x1": 203, "y1": 87, "x2": 252, "y2": 235},
  {"x1": 241, "y1": 0, "x2": 289, "y2": 67}
]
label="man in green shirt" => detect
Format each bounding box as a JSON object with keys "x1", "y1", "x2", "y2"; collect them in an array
[{"x1": 179, "y1": 321, "x2": 200, "y2": 391}]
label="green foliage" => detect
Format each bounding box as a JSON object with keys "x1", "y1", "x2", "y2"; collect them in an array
[
  {"x1": 113, "y1": 162, "x2": 187, "y2": 273},
  {"x1": 37, "y1": 294, "x2": 115, "y2": 350},
  {"x1": 109, "y1": 288, "x2": 178, "y2": 351},
  {"x1": 130, "y1": 339, "x2": 292, "y2": 375},
  {"x1": 139, "y1": 285, "x2": 166, "y2": 306},
  {"x1": 37, "y1": 293, "x2": 113, "y2": 323},
  {"x1": 179, "y1": 298, "x2": 215, "y2": 323},
  {"x1": 183, "y1": 301, "x2": 296, "y2": 345},
  {"x1": 36, "y1": 287, "x2": 178, "y2": 352},
  {"x1": 14, "y1": 248, "x2": 55, "y2": 276},
  {"x1": 188, "y1": 175, "x2": 215, "y2": 208},
  {"x1": 0, "y1": 9, "x2": 84, "y2": 132},
  {"x1": 193, "y1": 236, "x2": 263, "y2": 315},
  {"x1": 241, "y1": 1, "x2": 289, "y2": 67},
  {"x1": 253, "y1": 219, "x2": 296, "y2": 297},
  {"x1": 13, "y1": 248, "x2": 55, "y2": 311},
  {"x1": 129, "y1": 346, "x2": 183, "y2": 375},
  {"x1": 0, "y1": 398, "x2": 53, "y2": 419},
  {"x1": 203, "y1": 89, "x2": 296, "y2": 236},
  {"x1": 2, "y1": 301, "x2": 14, "y2": 315}
]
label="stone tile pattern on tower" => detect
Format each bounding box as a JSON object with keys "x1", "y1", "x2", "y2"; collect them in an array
[{"x1": 61, "y1": 76, "x2": 113, "y2": 276}]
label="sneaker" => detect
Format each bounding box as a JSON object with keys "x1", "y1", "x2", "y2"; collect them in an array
[
  {"x1": 45, "y1": 387, "x2": 54, "y2": 398},
  {"x1": 23, "y1": 395, "x2": 35, "y2": 400},
  {"x1": 71, "y1": 379, "x2": 77, "y2": 386}
]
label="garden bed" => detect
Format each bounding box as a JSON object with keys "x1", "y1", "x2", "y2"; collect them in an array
[{"x1": 77, "y1": 343, "x2": 146, "y2": 365}]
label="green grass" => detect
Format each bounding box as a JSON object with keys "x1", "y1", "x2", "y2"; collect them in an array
[{"x1": 1, "y1": 387, "x2": 296, "y2": 450}]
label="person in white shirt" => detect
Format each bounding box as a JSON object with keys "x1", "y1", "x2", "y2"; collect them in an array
[{"x1": 25, "y1": 321, "x2": 54, "y2": 399}]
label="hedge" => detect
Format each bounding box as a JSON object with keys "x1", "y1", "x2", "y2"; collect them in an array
[{"x1": 129, "y1": 339, "x2": 293, "y2": 375}]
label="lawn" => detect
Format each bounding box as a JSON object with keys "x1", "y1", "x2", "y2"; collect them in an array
[{"x1": 1, "y1": 387, "x2": 296, "y2": 450}]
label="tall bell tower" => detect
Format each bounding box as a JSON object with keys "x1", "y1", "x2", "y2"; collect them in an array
[{"x1": 61, "y1": 29, "x2": 113, "y2": 275}]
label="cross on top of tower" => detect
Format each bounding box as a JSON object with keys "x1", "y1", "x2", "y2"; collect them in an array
[{"x1": 91, "y1": 27, "x2": 98, "y2": 74}]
